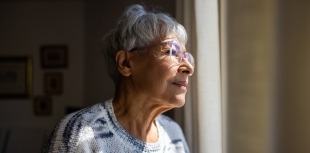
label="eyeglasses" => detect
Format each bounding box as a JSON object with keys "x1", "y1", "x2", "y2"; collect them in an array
[
  {"x1": 129, "y1": 40, "x2": 195, "y2": 67},
  {"x1": 160, "y1": 40, "x2": 195, "y2": 67}
]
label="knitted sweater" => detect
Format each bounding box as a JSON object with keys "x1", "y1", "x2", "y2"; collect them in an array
[{"x1": 43, "y1": 99, "x2": 190, "y2": 153}]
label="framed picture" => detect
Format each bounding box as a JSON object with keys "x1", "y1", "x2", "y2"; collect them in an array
[
  {"x1": 0, "y1": 57, "x2": 32, "y2": 98},
  {"x1": 34, "y1": 96, "x2": 52, "y2": 116},
  {"x1": 44, "y1": 72, "x2": 63, "y2": 95},
  {"x1": 40, "y1": 45, "x2": 68, "y2": 68}
]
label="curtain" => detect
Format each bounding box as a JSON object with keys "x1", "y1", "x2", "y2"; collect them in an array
[{"x1": 176, "y1": 0, "x2": 222, "y2": 153}]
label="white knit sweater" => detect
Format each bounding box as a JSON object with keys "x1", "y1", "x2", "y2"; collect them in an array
[{"x1": 43, "y1": 99, "x2": 190, "y2": 153}]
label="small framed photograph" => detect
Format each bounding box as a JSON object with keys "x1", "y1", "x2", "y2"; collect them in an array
[
  {"x1": 0, "y1": 57, "x2": 32, "y2": 98},
  {"x1": 40, "y1": 45, "x2": 68, "y2": 68},
  {"x1": 34, "y1": 96, "x2": 52, "y2": 116},
  {"x1": 44, "y1": 72, "x2": 63, "y2": 95}
]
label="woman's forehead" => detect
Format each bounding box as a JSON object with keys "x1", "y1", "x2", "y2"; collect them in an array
[{"x1": 163, "y1": 34, "x2": 180, "y2": 42}]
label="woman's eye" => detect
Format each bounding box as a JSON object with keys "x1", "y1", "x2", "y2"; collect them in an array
[
  {"x1": 162, "y1": 49, "x2": 170, "y2": 54},
  {"x1": 171, "y1": 48, "x2": 178, "y2": 56}
]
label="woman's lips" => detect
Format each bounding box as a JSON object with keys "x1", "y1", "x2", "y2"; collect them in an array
[{"x1": 173, "y1": 81, "x2": 188, "y2": 88}]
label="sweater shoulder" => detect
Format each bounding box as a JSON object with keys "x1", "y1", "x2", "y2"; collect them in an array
[
  {"x1": 43, "y1": 102, "x2": 109, "y2": 152},
  {"x1": 61, "y1": 102, "x2": 107, "y2": 131}
]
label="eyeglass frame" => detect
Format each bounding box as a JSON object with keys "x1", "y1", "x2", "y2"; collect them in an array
[{"x1": 128, "y1": 40, "x2": 195, "y2": 67}]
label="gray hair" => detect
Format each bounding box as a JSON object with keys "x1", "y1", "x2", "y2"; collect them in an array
[{"x1": 102, "y1": 4, "x2": 188, "y2": 86}]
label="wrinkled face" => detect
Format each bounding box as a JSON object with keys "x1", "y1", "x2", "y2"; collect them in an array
[{"x1": 129, "y1": 36, "x2": 194, "y2": 108}]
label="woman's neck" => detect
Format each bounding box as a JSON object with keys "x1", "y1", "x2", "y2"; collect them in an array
[{"x1": 112, "y1": 86, "x2": 172, "y2": 143}]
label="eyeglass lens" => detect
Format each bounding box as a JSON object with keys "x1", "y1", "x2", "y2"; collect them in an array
[{"x1": 169, "y1": 41, "x2": 195, "y2": 67}]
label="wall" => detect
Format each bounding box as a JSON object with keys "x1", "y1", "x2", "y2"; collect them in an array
[{"x1": 0, "y1": 1, "x2": 85, "y2": 129}]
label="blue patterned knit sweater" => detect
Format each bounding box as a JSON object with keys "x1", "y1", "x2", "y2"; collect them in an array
[{"x1": 43, "y1": 99, "x2": 190, "y2": 153}]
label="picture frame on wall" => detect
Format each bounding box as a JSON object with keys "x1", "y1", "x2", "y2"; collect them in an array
[
  {"x1": 40, "y1": 45, "x2": 68, "y2": 68},
  {"x1": 0, "y1": 56, "x2": 32, "y2": 98},
  {"x1": 34, "y1": 96, "x2": 52, "y2": 116},
  {"x1": 44, "y1": 72, "x2": 63, "y2": 95}
]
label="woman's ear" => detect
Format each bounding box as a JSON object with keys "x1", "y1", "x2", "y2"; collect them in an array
[{"x1": 115, "y1": 50, "x2": 131, "y2": 76}]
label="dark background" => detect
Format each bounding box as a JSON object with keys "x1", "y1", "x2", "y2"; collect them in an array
[{"x1": 0, "y1": 0, "x2": 176, "y2": 152}]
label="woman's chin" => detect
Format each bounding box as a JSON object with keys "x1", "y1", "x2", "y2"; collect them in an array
[{"x1": 170, "y1": 96, "x2": 186, "y2": 108}]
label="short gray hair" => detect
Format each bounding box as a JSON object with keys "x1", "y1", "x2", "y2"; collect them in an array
[{"x1": 102, "y1": 4, "x2": 188, "y2": 86}]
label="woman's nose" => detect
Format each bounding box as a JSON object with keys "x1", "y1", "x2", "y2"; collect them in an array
[{"x1": 178, "y1": 59, "x2": 194, "y2": 76}]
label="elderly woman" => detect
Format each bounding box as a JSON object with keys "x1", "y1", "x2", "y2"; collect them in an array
[{"x1": 43, "y1": 4, "x2": 194, "y2": 153}]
